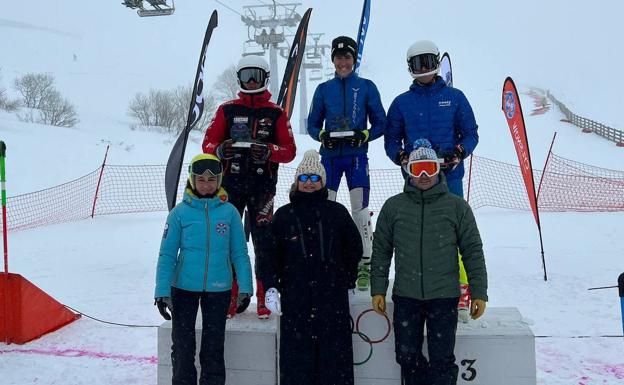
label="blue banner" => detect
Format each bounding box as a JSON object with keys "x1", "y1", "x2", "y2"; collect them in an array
[{"x1": 355, "y1": 0, "x2": 371, "y2": 74}]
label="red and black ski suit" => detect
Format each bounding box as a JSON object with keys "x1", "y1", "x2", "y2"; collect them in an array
[{"x1": 203, "y1": 90, "x2": 296, "y2": 314}]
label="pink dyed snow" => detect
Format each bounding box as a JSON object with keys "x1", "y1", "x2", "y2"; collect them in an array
[{"x1": 0, "y1": 348, "x2": 157, "y2": 365}]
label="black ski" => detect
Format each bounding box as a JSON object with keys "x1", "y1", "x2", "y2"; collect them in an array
[
  {"x1": 165, "y1": 10, "x2": 218, "y2": 211},
  {"x1": 276, "y1": 8, "x2": 312, "y2": 119}
]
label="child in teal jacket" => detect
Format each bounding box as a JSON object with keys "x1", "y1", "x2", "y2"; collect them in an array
[{"x1": 154, "y1": 153, "x2": 252, "y2": 385}]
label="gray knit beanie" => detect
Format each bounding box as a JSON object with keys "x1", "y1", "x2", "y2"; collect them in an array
[{"x1": 294, "y1": 150, "x2": 326, "y2": 187}]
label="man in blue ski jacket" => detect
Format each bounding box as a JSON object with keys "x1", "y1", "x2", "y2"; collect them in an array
[
  {"x1": 307, "y1": 35, "x2": 386, "y2": 291},
  {"x1": 385, "y1": 40, "x2": 478, "y2": 198},
  {"x1": 385, "y1": 39, "x2": 479, "y2": 324}
]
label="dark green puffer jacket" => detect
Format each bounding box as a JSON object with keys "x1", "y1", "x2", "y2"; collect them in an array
[{"x1": 370, "y1": 174, "x2": 488, "y2": 301}]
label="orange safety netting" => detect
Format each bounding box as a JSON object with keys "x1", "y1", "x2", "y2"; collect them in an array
[{"x1": 1, "y1": 153, "x2": 623, "y2": 233}]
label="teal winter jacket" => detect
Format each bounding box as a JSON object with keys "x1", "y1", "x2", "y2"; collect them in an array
[{"x1": 154, "y1": 188, "x2": 253, "y2": 298}]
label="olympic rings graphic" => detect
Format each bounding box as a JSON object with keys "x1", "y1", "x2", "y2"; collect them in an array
[
  {"x1": 352, "y1": 331, "x2": 373, "y2": 365},
  {"x1": 351, "y1": 309, "x2": 392, "y2": 366},
  {"x1": 355, "y1": 309, "x2": 392, "y2": 344}
]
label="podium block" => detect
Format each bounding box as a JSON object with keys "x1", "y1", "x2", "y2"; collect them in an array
[
  {"x1": 349, "y1": 292, "x2": 536, "y2": 385},
  {"x1": 158, "y1": 295, "x2": 536, "y2": 385},
  {"x1": 157, "y1": 312, "x2": 277, "y2": 385}
]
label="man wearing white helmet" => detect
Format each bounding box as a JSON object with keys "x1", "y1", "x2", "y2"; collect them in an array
[
  {"x1": 384, "y1": 40, "x2": 479, "y2": 323},
  {"x1": 203, "y1": 55, "x2": 296, "y2": 320},
  {"x1": 385, "y1": 40, "x2": 478, "y2": 196}
]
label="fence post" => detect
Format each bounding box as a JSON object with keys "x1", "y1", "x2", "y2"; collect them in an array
[
  {"x1": 91, "y1": 145, "x2": 110, "y2": 218},
  {"x1": 537, "y1": 132, "x2": 557, "y2": 204},
  {"x1": 1, "y1": 141, "x2": 8, "y2": 275},
  {"x1": 619, "y1": 273, "x2": 624, "y2": 335},
  {"x1": 466, "y1": 154, "x2": 474, "y2": 204}
]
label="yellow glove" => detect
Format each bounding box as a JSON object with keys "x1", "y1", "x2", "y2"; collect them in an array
[
  {"x1": 372, "y1": 294, "x2": 386, "y2": 316},
  {"x1": 470, "y1": 299, "x2": 486, "y2": 320}
]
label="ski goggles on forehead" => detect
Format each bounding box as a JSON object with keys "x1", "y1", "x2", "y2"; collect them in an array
[
  {"x1": 406, "y1": 159, "x2": 440, "y2": 178},
  {"x1": 190, "y1": 158, "x2": 223, "y2": 178},
  {"x1": 408, "y1": 53, "x2": 439, "y2": 71},
  {"x1": 297, "y1": 174, "x2": 322, "y2": 183},
  {"x1": 238, "y1": 67, "x2": 267, "y2": 84}
]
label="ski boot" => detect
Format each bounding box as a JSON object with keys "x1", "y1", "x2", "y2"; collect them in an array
[
  {"x1": 458, "y1": 283, "x2": 471, "y2": 323},
  {"x1": 356, "y1": 263, "x2": 370, "y2": 291},
  {"x1": 256, "y1": 279, "x2": 271, "y2": 320}
]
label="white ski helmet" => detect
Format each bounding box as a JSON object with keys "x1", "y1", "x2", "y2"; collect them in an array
[
  {"x1": 406, "y1": 40, "x2": 440, "y2": 79},
  {"x1": 236, "y1": 55, "x2": 270, "y2": 94}
]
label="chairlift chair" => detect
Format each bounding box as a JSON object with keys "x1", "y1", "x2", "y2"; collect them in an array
[
  {"x1": 310, "y1": 69, "x2": 322, "y2": 81},
  {"x1": 139, "y1": 0, "x2": 175, "y2": 17},
  {"x1": 122, "y1": 0, "x2": 175, "y2": 17}
]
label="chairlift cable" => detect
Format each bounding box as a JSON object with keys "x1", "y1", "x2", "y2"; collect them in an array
[{"x1": 213, "y1": 0, "x2": 243, "y2": 17}]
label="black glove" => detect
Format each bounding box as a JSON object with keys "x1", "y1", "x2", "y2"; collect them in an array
[
  {"x1": 250, "y1": 142, "x2": 271, "y2": 161},
  {"x1": 236, "y1": 293, "x2": 251, "y2": 314},
  {"x1": 216, "y1": 139, "x2": 235, "y2": 160},
  {"x1": 347, "y1": 130, "x2": 369, "y2": 148},
  {"x1": 394, "y1": 150, "x2": 408, "y2": 166},
  {"x1": 319, "y1": 130, "x2": 338, "y2": 149},
  {"x1": 453, "y1": 144, "x2": 466, "y2": 159},
  {"x1": 441, "y1": 144, "x2": 465, "y2": 172},
  {"x1": 155, "y1": 297, "x2": 172, "y2": 320}
]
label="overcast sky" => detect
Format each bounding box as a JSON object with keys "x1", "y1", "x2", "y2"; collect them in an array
[{"x1": 2, "y1": 0, "x2": 623, "y2": 127}]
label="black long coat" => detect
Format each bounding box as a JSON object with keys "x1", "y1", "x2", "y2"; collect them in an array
[{"x1": 260, "y1": 188, "x2": 362, "y2": 385}]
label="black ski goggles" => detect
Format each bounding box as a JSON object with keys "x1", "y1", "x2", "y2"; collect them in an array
[
  {"x1": 238, "y1": 67, "x2": 267, "y2": 84},
  {"x1": 408, "y1": 53, "x2": 439, "y2": 72},
  {"x1": 297, "y1": 174, "x2": 322, "y2": 183},
  {"x1": 190, "y1": 158, "x2": 223, "y2": 178}
]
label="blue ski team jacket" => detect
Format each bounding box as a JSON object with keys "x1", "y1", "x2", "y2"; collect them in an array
[
  {"x1": 307, "y1": 72, "x2": 386, "y2": 158},
  {"x1": 154, "y1": 189, "x2": 253, "y2": 298},
  {"x1": 385, "y1": 76, "x2": 478, "y2": 181}
]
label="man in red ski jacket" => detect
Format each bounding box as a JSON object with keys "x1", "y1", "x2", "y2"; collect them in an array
[{"x1": 203, "y1": 55, "x2": 296, "y2": 319}]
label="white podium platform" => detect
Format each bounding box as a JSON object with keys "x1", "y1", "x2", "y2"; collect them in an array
[
  {"x1": 349, "y1": 292, "x2": 536, "y2": 385},
  {"x1": 157, "y1": 312, "x2": 277, "y2": 385},
  {"x1": 157, "y1": 294, "x2": 536, "y2": 385}
]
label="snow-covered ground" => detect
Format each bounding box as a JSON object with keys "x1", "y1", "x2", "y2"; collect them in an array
[{"x1": 1, "y1": 1, "x2": 623, "y2": 384}]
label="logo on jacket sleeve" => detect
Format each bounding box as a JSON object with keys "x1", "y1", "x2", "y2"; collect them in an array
[
  {"x1": 162, "y1": 223, "x2": 169, "y2": 239},
  {"x1": 216, "y1": 222, "x2": 229, "y2": 236}
]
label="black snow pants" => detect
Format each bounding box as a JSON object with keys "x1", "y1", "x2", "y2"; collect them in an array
[
  {"x1": 393, "y1": 295, "x2": 459, "y2": 385},
  {"x1": 170, "y1": 287, "x2": 231, "y2": 385}
]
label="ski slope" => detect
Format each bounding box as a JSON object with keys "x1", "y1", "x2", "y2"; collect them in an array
[{"x1": 1, "y1": 1, "x2": 623, "y2": 384}]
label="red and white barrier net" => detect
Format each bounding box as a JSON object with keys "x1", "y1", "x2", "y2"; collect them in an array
[{"x1": 1, "y1": 153, "x2": 623, "y2": 232}]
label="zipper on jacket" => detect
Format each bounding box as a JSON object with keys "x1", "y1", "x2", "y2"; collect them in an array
[
  {"x1": 317, "y1": 211, "x2": 325, "y2": 262},
  {"x1": 340, "y1": 78, "x2": 347, "y2": 157},
  {"x1": 419, "y1": 190, "x2": 425, "y2": 297},
  {"x1": 342, "y1": 77, "x2": 347, "y2": 118},
  {"x1": 202, "y1": 201, "x2": 211, "y2": 291},
  {"x1": 294, "y1": 216, "x2": 308, "y2": 259},
  {"x1": 173, "y1": 252, "x2": 185, "y2": 286}
]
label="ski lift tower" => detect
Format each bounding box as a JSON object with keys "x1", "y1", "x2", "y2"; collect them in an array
[
  {"x1": 295, "y1": 34, "x2": 328, "y2": 134},
  {"x1": 240, "y1": 2, "x2": 302, "y2": 101}
]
